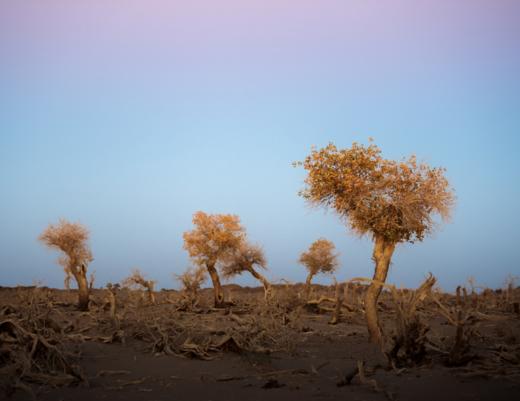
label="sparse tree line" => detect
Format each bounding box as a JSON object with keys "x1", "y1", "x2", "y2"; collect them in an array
[{"x1": 39, "y1": 141, "x2": 455, "y2": 345}]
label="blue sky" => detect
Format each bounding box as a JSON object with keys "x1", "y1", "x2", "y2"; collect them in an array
[{"x1": 1, "y1": 1, "x2": 519, "y2": 291}]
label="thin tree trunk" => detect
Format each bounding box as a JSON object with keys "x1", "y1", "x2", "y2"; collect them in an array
[
  {"x1": 304, "y1": 272, "x2": 314, "y2": 300},
  {"x1": 73, "y1": 263, "x2": 90, "y2": 311},
  {"x1": 108, "y1": 290, "x2": 117, "y2": 320},
  {"x1": 64, "y1": 270, "x2": 72, "y2": 290},
  {"x1": 147, "y1": 282, "x2": 156, "y2": 305},
  {"x1": 206, "y1": 263, "x2": 225, "y2": 307},
  {"x1": 106, "y1": 285, "x2": 119, "y2": 328},
  {"x1": 365, "y1": 236, "x2": 395, "y2": 345},
  {"x1": 329, "y1": 279, "x2": 342, "y2": 325},
  {"x1": 248, "y1": 267, "x2": 271, "y2": 299},
  {"x1": 76, "y1": 273, "x2": 90, "y2": 311}
]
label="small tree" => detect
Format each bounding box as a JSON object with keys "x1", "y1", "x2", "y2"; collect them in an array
[
  {"x1": 39, "y1": 219, "x2": 93, "y2": 310},
  {"x1": 299, "y1": 238, "x2": 339, "y2": 300},
  {"x1": 222, "y1": 242, "x2": 271, "y2": 299},
  {"x1": 122, "y1": 268, "x2": 156, "y2": 305},
  {"x1": 175, "y1": 266, "x2": 207, "y2": 305},
  {"x1": 183, "y1": 211, "x2": 245, "y2": 307},
  {"x1": 297, "y1": 141, "x2": 454, "y2": 344}
]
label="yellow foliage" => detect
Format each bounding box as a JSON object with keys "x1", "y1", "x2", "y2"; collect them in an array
[
  {"x1": 221, "y1": 242, "x2": 267, "y2": 279},
  {"x1": 176, "y1": 266, "x2": 207, "y2": 293},
  {"x1": 183, "y1": 211, "x2": 245, "y2": 267},
  {"x1": 299, "y1": 238, "x2": 339, "y2": 276},
  {"x1": 38, "y1": 219, "x2": 93, "y2": 278},
  {"x1": 297, "y1": 142, "x2": 455, "y2": 243},
  {"x1": 122, "y1": 268, "x2": 156, "y2": 291}
]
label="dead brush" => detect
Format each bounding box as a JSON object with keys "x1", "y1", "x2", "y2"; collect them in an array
[
  {"x1": 432, "y1": 286, "x2": 479, "y2": 366},
  {"x1": 14, "y1": 286, "x2": 53, "y2": 322},
  {"x1": 175, "y1": 266, "x2": 207, "y2": 310},
  {"x1": 385, "y1": 274, "x2": 437, "y2": 367},
  {"x1": 12, "y1": 286, "x2": 75, "y2": 336},
  {"x1": 270, "y1": 281, "x2": 299, "y2": 307},
  {"x1": 268, "y1": 282, "x2": 305, "y2": 324},
  {"x1": 129, "y1": 313, "x2": 222, "y2": 360},
  {"x1": 125, "y1": 294, "x2": 298, "y2": 360},
  {"x1": 502, "y1": 275, "x2": 519, "y2": 313},
  {"x1": 329, "y1": 278, "x2": 343, "y2": 325},
  {"x1": 0, "y1": 298, "x2": 85, "y2": 397},
  {"x1": 233, "y1": 301, "x2": 299, "y2": 354},
  {"x1": 122, "y1": 269, "x2": 157, "y2": 305},
  {"x1": 343, "y1": 282, "x2": 363, "y2": 313}
]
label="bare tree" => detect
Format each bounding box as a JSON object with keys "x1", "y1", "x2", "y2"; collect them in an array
[
  {"x1": 221, "y1": 242, "x2": 271, "y2": 299},
  {"x1": 297, "y1": 141, "x2": 454, "y2": 345},
  {"x1": 299, "y1": 238, "x2": 339, "y2": 300},
  {"x1": 183, "y1": 211, "x2": 245, "y2": 307},
  {"x1": 122, "y1": 269, "x2": 156, "y2": 305},
  {"x1": 39, "y1": 219, "x2": 93, "y2": 310}
]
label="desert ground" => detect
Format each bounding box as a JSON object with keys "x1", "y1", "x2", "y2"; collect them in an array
[{"x1": 1, "y1": 282, "x2": 519, "y2": 401}]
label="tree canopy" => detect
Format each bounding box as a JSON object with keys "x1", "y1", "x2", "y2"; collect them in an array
[
  {"x1": 39, "y1": 219, "x2": 93, "y2": 274},
  {"x1": 297, "y1": 141, "x2": 455, "y2": 243},
  {"x1": 183, "y1": 211, "x2": 245, "y2": 267},
  {"x1": 221, "y1": 242, "x2": 267, "y2": 279},
  {"x1": 299, "y1": 238, "x2": 339, "y2": 276}
]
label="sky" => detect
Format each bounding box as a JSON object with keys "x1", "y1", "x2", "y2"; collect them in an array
[{"x1": 1, "y1": 0, "x2": 519, "y2": 292}]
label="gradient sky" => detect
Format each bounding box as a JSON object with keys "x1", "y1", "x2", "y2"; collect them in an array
[{"x1": 1, "y1": 0, "x2": 519, "y2": 291}]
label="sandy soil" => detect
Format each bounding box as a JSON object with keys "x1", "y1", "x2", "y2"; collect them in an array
[{"x1": 1, "y1": 285, "x2": 519, "y2": 401}]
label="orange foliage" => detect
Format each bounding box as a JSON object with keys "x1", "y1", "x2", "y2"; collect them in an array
[
  {"x1": 299, "y1": 238, "x2": 339, "y2": 276},
  {"x1": 176, "y1": 266, "x2": 207, "y2": 293},
  {"x1": 183, "y1": 211, "x2": 246, "y2": 306},
  {"x1": 297, "y1": 141, "x2": 454, "y2": 243},
  {"x1": 221, "y1": 242, "x2": 267, "y2": 279},
  {"x1": 183, "y1": 211, "x2": 245, "y2": 267},
  {"x1": 122, "y1": 268, "x2": 156, "y2": 291},
  {"x1": 38, "y1": 219, "x2": 93, "y2": 279}
]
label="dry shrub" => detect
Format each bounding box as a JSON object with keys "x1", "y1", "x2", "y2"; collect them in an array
[
  {"x1": 329, "y1": 278, "x2": 343, "y2": 325},
  {"x1": 270, "y1": 281, "x2": 305, "y2": 314},
  {"x1": 231, "y1": 302, "x2": 299, "y2": 354},
  {"x1": 221, "y1": 242, "x2": 272, "y2": 299},
  {"x1": 122, "y1": 269, "x2": 156, "y2": 305},
  {"x1": 125, "y1": 300, "x2": 296, "y2": 360},
  {"x1": 175, "y1": 266, "x2": 207, "y2": 309},
  {"x1": 343, "y1": 282, "x2": 365, "y2": 312},
  {"x1": 386, "y1": 274, "x2": 436, "y2": 366},
  {"x1": 0, "y1": 288, "x2": 85, "y2": 398},
  {"x1": 433, "y1": 286, "x2": 479, "y2": 366},
  {"x1": 502, "y1": 275, "x2": 519, "y2": 313}
]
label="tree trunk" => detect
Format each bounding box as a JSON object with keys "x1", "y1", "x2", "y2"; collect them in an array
[
  {"x1": 248, "y1": 267, "x2": 271, "y2": 299},
  {"x1": 64, "y1": 271, "x2": 72, "y2": 290},
  {"x1": 365, "y1": 236, "x2": 395, "y2": 345},
  {"x1": 206, "y1": 263, "x2": 225, "y2": 307},
  {"x1": 329, "y1": 279, "x2": 342, "y2": 325},
  {"x1": 304, "y1": 272, "x2": 314, "y2": 300},
  {"x1": 72, "y1": 263, "x2": 90, "y2": 311},
  {"x1": 106, "y1": 285, "x2": 119, "y2": 328},
  {"x1": 147, "y1": 282, "x2": 156, "y2": 305},
  {"x1": 76, "y1": 273, "x2": 90, "y2": 311}
]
